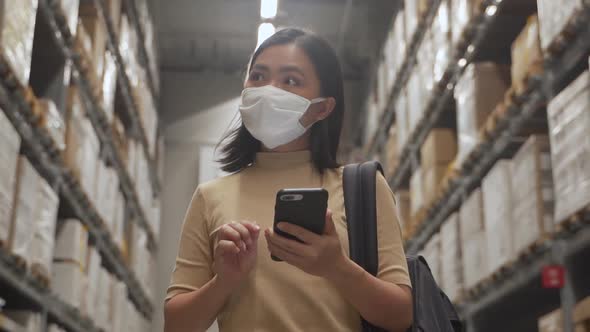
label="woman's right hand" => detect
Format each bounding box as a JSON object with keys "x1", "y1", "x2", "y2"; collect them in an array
[{"x1": 213, "y1": 221, "x2": 261, "y2": 288}]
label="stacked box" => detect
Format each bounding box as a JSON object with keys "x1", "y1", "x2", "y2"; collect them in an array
[
  {"x1": 54, "y1": 219, "x2": 88, "y2": 268},
  {"x1": 157, "y1": 135, "x2": 165, "y2": 185},
  {"x1": 106, "y1": 0, "x2": 123, "y2": 34},
  {"x1": 79, "y1": 3, "x2": 108, "y2": 79},
  {"x1": 119, "y1": 15, "x2": 140, "y2": 87},
  {"x1": 9, "y1": 157, "x2": 39, "y2": 263},
  {"x1": 417, "y1": 28, "x2": 434, "y2": 101},
  {"x1": 440, "y1": 213, "x2": 464, "y2": 302},
  {"x1": 410, "y1": 167, "x2": 424, "y2": 219},
  {"x1": 95, "y1": 268, "x2": 113, "y2": 331},
  {"x1": 384, "y1": 126, "x2": 399, "y2": 178},
  {"x1": 377, "y1": 61, "x2": 390, "y2": 116},
  {"x1": 395, "y1": 190, "x2": 411, "y2": 236},
  {"x1": 421, "y1": 129, "x2": 457, "y2": 204},
  {"x1": 0, "y1": 0, "x2": 38, "y2": 87},
  {"x1": 135, "y1": 69, "x2": 159, "y2": 157},
  {"x1": 94, "y1": 162, "x2": 119, "y2": 231},
  {"x1": 454, "y1": 63, "x2": 510, "y2": 166},
  {"x1": 3, "y1": 311, "x2": 42, "y2": 332},
  {"x1": 482, "y1": 160, "x2": 514, "y2": 274},
  {"x1": 0, "y1": 110, "x2": 21, "y2": 244},
  {"x1": 422, "y1": 233, "x2": 442, "y2": 285},
  {"x1": 38, "y1": 99, "x2": 66, "y2": 151},
  {"x1": 407, "y1": 69, "x2": 424, "y2": 135},
  {"x1": 113, "y1": 115, "x2": 129, "y2": 165},
  {"x1": 511, "y1": 15, "x2": 543, "y2": 94},
  {"x1": 404, "y1": 0, "x2": 430, "y2": 44},
  {"x1": 537, "y1": 0, "x2": 584, "y2": 51},
  {"x1": 396, "y1": 88, "x2": 409, "y2": 153},
  {"x1": 432, "y1": 0, "x2": 452, "y2": 83},
  {"x1": 385, "y1": 10, "x2": 406, "y2": 82},
  {"x1": 511, "y1": 135, "x2": 554, "y2": 255},
  {"x1": 110, "y1": 279, "x2": 127, "y2": 332},
  {"x1": 452, "y1": 0, "x2": 481, "y2": 47},
  {"x1": 102, "y1": 50, "x2": 118, "y2": 121},
  {"x1": 459, "y1": 188, "x2": 488, "y2": 289},
  {"x1": 30, "y1": 177, "x2": 59, "y2": 277},
  {"x1": 56, "y1": 0, "x2": 80, "y2": 36},
  {"x1": 75, "y1": 21, "x2": 93, "y2": 59},
  {"x1": 82, "y1": 247, "x2": 101, "y2": 317},
  {"x1": 52, "y1": 262, "x2": 84, "y2": 308},
  {"x1": 547, "y1": 71, "x2": 590, "y2": 224},
  {"x1": 113, "y1": 191, "x2": 126, "y2": 251}
]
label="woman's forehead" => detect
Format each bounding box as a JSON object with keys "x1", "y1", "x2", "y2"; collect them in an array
[{"x1": 254, "y1": 44, "x2": 315, "y2": 72}]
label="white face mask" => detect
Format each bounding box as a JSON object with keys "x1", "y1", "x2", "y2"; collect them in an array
[{"x1": 239, "y1": 85, "x2": 326, "y2": 149}]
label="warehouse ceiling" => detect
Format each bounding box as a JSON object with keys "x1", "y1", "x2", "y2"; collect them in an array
[{"x1": 154, "y1": 0, "x2": 398, "y2": 80}]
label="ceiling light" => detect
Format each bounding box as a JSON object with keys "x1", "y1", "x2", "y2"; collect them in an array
[
  {"x1": 458, "y1": 58, "x2": 467, "y2": 68},
  {"x1": 257, "y1": 23, "x2": 276, "y2": 48},
  {"x1": 486, "y1": 5, "x2": 498, "y2": 16},
  {"x1": 261, "y1": 0, "x2": 278, "y2": 19}
]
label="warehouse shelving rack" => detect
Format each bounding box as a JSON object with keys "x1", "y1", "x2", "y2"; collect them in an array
[
  {"x1": 0, "y1": 1, "x2": 161, "y2": 330},
  {"x1": 363, "y1": 0, "x2": 590, "y2": 331},
  {"x1": 40, "y1": 0, "x2": 158, "y2": 252}
]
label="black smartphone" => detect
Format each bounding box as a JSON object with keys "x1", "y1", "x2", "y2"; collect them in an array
[{"x1": 272, "y1": 188, "x2": 329, "y2": 261}]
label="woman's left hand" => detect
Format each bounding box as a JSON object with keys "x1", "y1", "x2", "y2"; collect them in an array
[{"x1": 264, "y1": 209, "x2": 346, "y2": 279}]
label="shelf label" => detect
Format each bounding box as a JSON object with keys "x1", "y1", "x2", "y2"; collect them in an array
[{"x1": 542, "y1": 265, "x2": 565, "y2": 289}]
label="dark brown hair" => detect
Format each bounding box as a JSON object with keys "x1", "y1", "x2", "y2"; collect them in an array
[{"x1": 218, "y1": 28, "x2": 345, "y2": 173}]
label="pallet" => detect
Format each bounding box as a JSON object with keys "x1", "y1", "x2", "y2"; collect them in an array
[
  {"x1": 545, "y1": 7, "x2": 588, "y2": 55},
  {"x1": 556, "y1": 204, "x2": 590, "y2": 233},
  {"x1": 515, "y1": 233, "x2": 551, "y2": 262},
  {"x1": 466, "y1": 258, "x2": 517, "y2": 299}
]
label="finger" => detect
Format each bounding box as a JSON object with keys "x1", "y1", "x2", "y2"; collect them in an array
[
  {"x1": 241, "y1": 222, "x2": 262, "y2": 244},
  {"x1": 215, "y1": 240, "x2": 240, "y2": 257},
  {"x1": 218, "y1": 224, "x2": 241, "y2": 243},
  {"x1": 228, "y1": 222, "x2": 252, "y2": 247},
  {"x1": 266, "y1": 229, "x2": 311, "y2": 257},
  {"x1": 266, "y1": 235, "x2": 304, "y2": 266},
  {"x1": 275, "y1": 222, "x2": 320, "y2": 244},
  {"x1": 323, "y1": 209, "x2": 336, "y2": 235}
]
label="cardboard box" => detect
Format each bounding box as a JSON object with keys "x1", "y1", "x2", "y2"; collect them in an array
[
  {"x1": 407, "y1": 69, "x2": 424, "y2": 135},
  {"x1": 56, "y1": 0, "x2": 80, "y2": 37},
  {"x1": 38, "y1": 99, "x2": 66, "y2": 151},
  {"x1": 0, "y1": 0, "x2": 39, "y2": 87},
  {"x1": 30, "y1": 177, "x2": 59, "y2": 277},
  {"x1": 110, "y1": 280, "x2": 127, "y2": 332},
  {"x1": 432, "y1": 0, "x2": 452, "y2": 83},
  {"x1": 75, "y1": 21, "x2": 93, "y2": 59},
  {"x1": 417, "y1": 28, "x2": 434, "y2": 100},
  {"x1": 106, "y1": 0, "x2": 122, "y2": 34},
  {"x1": 511, "y1": 15, "x2": 543, "y2": 94},
  {"x1": 79, "y1": 8, "x2": 107, "y2": 79},
  {"x1": 3, "y1": 311, "x2": 42, "y2": 332},
  {"x1": 511, "y1": 135, "x2": 554, "y2": 255},
  {"x1": 421, "y1": 129, "x2": 457, "y2": 169},
  {"x1": 422, "y1": 233, "x2": 442, "y2": 285},
  {"x1": 454, "y1": 63, "x2": 510, "y2": 166},
  {"x1": 157, "y1": 135, "x2": 165, "y2": 185},
  {"x1": 452, "y1": 0, "x2": 482, "y2": 47},
  {"x1": 482, "y1": 160, "x2": 514, "y2": 274},
  {"x1": 410, "y1": 167, "x2": 424, "y2": 217},
  {"x1": 396, "y1": 88, "x2": 409, "y2": 153},
  {"x1": 9, "y1": 157, "x2": 39, "y2": 263},
  {"x1": 84, "y1": 247, "x2": 101, "y2": 315},
  {"x1": 440, "y1": 213, "x2": 463, "y2": 302},
  {"x1": 404, "y1": 0, "x2": 430, "y2": 44},
  {"x1": 0, "y1": 110, "x2": 21, "y2": 244},
  {"x1": 112, "y1": 191, "x2": 126, "y2": 251},
  {"x1": 537, "y1": 0, "x2": 584, "y2": 51},
  {"x1": 102, "y1": 50, "x2": 118, "y2": 121},
  {"x1": 54, "y1": 219, "x2": 88, "y2": 268},
  {"x1": 422, "y1": 164, "x2": 449, "y2": 205},
  {"x1": 384, "y1": 126, "x2": 399, "y2": 178},
  {"x1": 547, "y1": 71, "x2": 590, "y2": 224},
  {"x1": 459, "y1": 188, "x2": 488, "y2": 289},
  {"x1": 96, "y1": 268, "x2": 113, "y2": 331},
  {"x1": 52, "y1": 262, "x2": 84, "y2": 308}
]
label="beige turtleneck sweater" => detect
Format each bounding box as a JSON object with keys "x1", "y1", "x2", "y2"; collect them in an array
[{"x1": 167, "y1": 150, "x2": 410, "y2": 331}]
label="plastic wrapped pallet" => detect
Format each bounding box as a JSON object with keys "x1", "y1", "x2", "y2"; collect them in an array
[
  {"x1": 95, "y1": 163, "x2": 119, "y2": 230},
  {"x1": 432, "y1": 0, "x2": 452, "y2": 83},
  {"x1": 96, "y1": 268, "x2": 113, "y2": 331},
  {"x1": 482, "y1": 160, "x2": 514, "y2": 274},
  {"x1": 102, "y1": 50, "x2": 118, "y2": 121},
  {"x1": 3, "y1": 311, "x2": 42, "y2": 332},
  {"x1": 110, "y1": 280, "x2": 127, "y2": 332},
  {"x1": 56, "y1": 0, "x2": 80, "y2": 36},
  {"x1": 38, "y1": 99, "x2": 66, "y2": 151},
  {"x1": 511, "y1": 135, "x2": 554, "y2": 255},
  {"x1": 452, "y1": 0, "x2": 481, "y2": 47},
  {"x1": 511, "y1": 15, "x2": 543, "y2": 95},
  {"x1": 410, "y1": 167, "x2": 424, "y2": 218},
  {"x1": 9, "y1": 157, "x2": 39, "y2": 263},
  {"x1": 395, "y1": 190, "x2": 411, "y2": 237},
  {"x1": 422, "y1": 164, "x2": 449, "y2": 205},
  {"x1": 422, "y1": 233, "x2": 442, "y2": 284},
  {"x1": 79, "y1": 5, "x2": 107, "y2": 79},
  {"x1": 547, "y1": 71, "x2": 590, "y2": 225},
  {"x1": 417, "y1": 28, "x2": 434, "y2": 101},
  {"x1": 537, "y1": 0, "x2": 584, "y2": 51},
  {"x1": 157, "y1": 135, "x2": 165, "y2": 184},
  {"x1": 459, "y1": 188, "x2": 488, "y2": 289},
  {"x1": 0, "y1": 110, "x2": 21, "y2": 245},
  {"x1": 0, "y1": 0, "x2": 38, "y2": 87},
  {"x1": 112, "y1": 190, "x2": 126, "y2": 251},
  {"x1": 83, "y1": 246, "x2": 101, "y2": 316},
  {"x1": 404, "y1": 0, "x2": 430, "y2": 44},
  {"x1": 396, "y1": 88, "x2": 409, "y2": 153},
  {"x1": 54, "y1": 219, "x2": 88, "y2": 268},
  {"x1": 30, "y1": 177, "x2": 59, "y2": 277},
  {"x1": 407, "y1": 69, "x2": 424, "y2": 136},
  {"x1": 440, "y1": 213, "x2": 464, "y2": 302},
  {"x1": 421, "y1": 129, "x2": 457, "y2": 169},
  {"x1": 384, "y1": 126, "x2": 399, "y2": 178},
  {"x1": 454, "y1": 63, "x2": 510, "y2": 166},
  {"x1": 52, "y1": 262, "x2": 83, "y2": 308}
]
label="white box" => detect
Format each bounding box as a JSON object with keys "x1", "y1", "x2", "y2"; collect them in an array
[
  {"x1": 52, "y1": 262, "x2": 83, "y2": 308},
  {"x1": 102, "y1": 50, "x2": 118, "y2": 120},
  {"x1": 452, "y1": 0, "x2": 480, "y2": 47},
  {"x1": 410, "y1": 167, "x2": 424, "y2": 217},
  {"x1": 0, "y1": 0, "x2": 39, "y2": 87},
  {"x1": 56, "y1": 0, "x2": 80, "y2": 37},
  {"x1": 84, "y1": 247, "x2": 101, "y2": 315},
  {"x1": 54, "y1": 219, "x2": 89, "y2": 268},
  {"x1": 460, "y1": 188, "x2": 488, "y2": 289},
  {"x1": 407, "y1": 69, "x2": 424, "y2": 135},
  {"x1": 38, "y1": 99, "x2": 66, "y2": 151},
  {"x1": 30, "y1": 177, "x2": 59, "y2": 277},
  {"x1": 483, "y1": 160, "x2": 514, "y2": 274},
  {"x1": 10, "y1": 157, "x2": 39, "y2": 263},
  {"x1": 440, "y1": 213, "x2": 464, "y2": 302},
  {"x1": 0, "y1": 110, "x2": 21, "y2": 244},
  {"x1": 537, "y1": 0, "x2": 584, "y2": 51},
  {"x1": 110, "y1": 280, "x2": 127, "y2": 332},
  {"x1": 396, "y1": 88, "x2": 409, "y2": 153}
]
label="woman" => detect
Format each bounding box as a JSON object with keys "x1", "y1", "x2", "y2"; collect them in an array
[{"x1": 164, "y1": 28, "x2": 413, "y2": 332}]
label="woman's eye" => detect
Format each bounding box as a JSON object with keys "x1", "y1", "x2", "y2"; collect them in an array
[
  {"x1": 249, "y1": 72, "x2": 264, "y2": 81},
  {"x1": 285, "y1": 77, "x2": 299, "y2": 86}
]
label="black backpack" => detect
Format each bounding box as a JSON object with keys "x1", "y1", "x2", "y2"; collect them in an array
[{"x1": 343, "y1": 161, "x2": 463, "y2": 332}]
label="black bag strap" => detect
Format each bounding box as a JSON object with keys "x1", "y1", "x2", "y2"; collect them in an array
[{"x1": 343, "y1": 161, "x2": 385, "y2": 332}]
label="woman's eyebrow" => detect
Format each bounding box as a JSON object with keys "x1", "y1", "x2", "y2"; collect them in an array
[
  {"x1": 279, "y1": 65, "x2": 305, "y2": 77},
  {"x1": 252, "y1": 64, "x2": 270, "y2": 72}
]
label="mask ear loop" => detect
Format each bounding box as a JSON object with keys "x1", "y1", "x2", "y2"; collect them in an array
[{"x1": 298, "y1": 97, "x2": 327, "y2": 129}]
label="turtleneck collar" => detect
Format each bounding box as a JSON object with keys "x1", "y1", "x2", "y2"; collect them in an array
[{"x1": 254, "y1": 150, "x2": 312, "y2": 169}]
